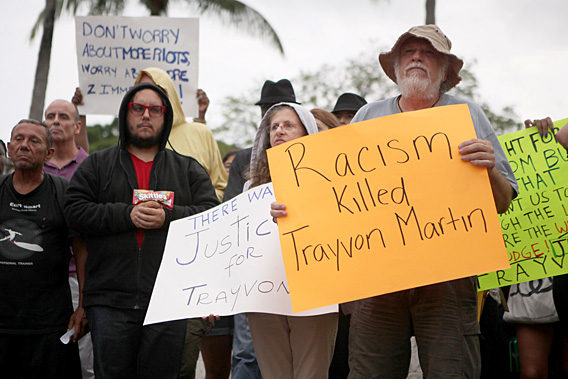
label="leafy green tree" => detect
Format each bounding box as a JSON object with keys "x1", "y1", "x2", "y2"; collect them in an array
[
  {"x1": 87, "y1": 117, "x2": 119, "y2": 152},
  {"x1": 217, "y1": 140, "x2": 239, "y2": 158},
  {"x1": 213, "y1": 52, "x2": 521, "y2": 147},
  {"x1": 29, "y1": 0, "x2": 283, "y2": 120},
  {"x1": 213, "y1": 85, "x2": 263, "y2": 148}
]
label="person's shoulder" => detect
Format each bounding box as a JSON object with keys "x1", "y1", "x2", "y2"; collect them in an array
[
  {"x1": 442, "y1": 94, "x2": 494, "y2": 137},
  {"x1": 234, "y1": 147, "x2": 252, "y2": 160},
  {"x1": 442, "y1": 94, "x2": 483, "y2": 112},
  {"x1": 76, "y1": 146, "x2": 90, "y2": 162},
  {"x1": 89, "y1": 145, "x2": 119, "y2": 159},
  {"x1": 164, "y1": 148, "x2": 201, "y2": 167},
  {"x1": 173, "y1": 121, "x2": 212, "y2": 135},
  {"x1": 361, "y1": 98, "x2": 394, "y2": 111},
  {"x1": 43, "y1": 160, "x2": 58, "y2": 172},
  {"x1": 77, "y1": 145, "x2": 119, "y2": 170},
  {"x1": 45, "y1": 172, "x2": 69, "y2": 183},
  {"x1": 44, "y1": 173, "x2": 69, "y2": 203},
  {"x1": 353, "y1": 97, "x2": 397, "y2": 122},
  {"x1": 367, "y1": 97, "x2": 395, "y2": 106},
  {"x1": 232, "y1": 147, "x2": 252, "y2": 167}
]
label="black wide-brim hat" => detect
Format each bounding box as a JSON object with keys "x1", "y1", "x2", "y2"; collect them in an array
[
  {"x1": 332, "y1": 93, "x2": 367, "y2": 113},
  {"x1": 255, "y1": 79, "x2": 300, "y2": 105}
]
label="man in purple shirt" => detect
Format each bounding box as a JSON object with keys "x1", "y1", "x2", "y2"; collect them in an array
[
  {"x1": 43, "y1": 100, "x2": 88, "y2": 180},
  {"x1": 43, "y1": 99, "x2": 92, "y2": 379}
]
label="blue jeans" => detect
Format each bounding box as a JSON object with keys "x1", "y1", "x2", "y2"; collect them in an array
[
  {"x1": 87, "y1": 306, "x2": 186, "y2": 379},
  {"x1": 231, "y1": 313, "x2": 261, "y2": 379}
]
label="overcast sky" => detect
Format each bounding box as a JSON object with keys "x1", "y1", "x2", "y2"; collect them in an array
[{"x1": 3, "y1": 0, "x2": 567, "y2": 143}]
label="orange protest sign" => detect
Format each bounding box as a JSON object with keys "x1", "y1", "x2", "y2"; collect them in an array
[{"x1": 267, "y1": 104, "x2": 510, "y2": 313}]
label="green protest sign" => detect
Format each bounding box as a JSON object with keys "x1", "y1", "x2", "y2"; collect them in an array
[{"x1": 478, "y1": 119, "x2": 568, "y2": 290}]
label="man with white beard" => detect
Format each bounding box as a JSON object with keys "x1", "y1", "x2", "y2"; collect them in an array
[{"x1": 346, "y1": 25, "x2": 518, "y2": 378}]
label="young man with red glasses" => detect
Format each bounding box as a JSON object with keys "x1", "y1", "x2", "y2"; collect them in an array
[{"x1": 64, "y1": 83, "x2": 219, "y2": 378}]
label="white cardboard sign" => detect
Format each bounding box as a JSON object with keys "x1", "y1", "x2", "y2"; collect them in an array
[
  {"x1": 75, "y1": 16, "x2": 199, "y2": 117},
  {"x1": 144, "y1": 183, "x2": 338, "y2": 325}
]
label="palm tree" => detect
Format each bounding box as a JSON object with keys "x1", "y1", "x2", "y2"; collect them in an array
[
  {"x1": 74, "y1": 0, "x2": 283, "y2": 53},
  {"x1": 29, "y1": 0, "x2": 56, "y2": 120},
  {"x1": 425, "y1": 0, "x2": 435, "y2": 24},
  {"x1": 29, "y1": 0, "x2": 284, "y2": 119}
]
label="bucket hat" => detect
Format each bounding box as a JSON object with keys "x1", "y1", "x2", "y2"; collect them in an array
[{"x1": 379, "y1": 25, "x2": 464, "y2": 91}]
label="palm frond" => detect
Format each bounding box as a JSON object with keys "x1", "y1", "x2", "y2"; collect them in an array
[
  {"x1": 191, "y1": 0, "x2": 284, "y2": 55},
  {"x1": 88, "y1": 0, "x2": 127, "y2": 15},
  {"x1": 30, "y1": 7, "x2": 46, "y2": 41},
  {"x1": 31, "y1": 0, "x2": 284, "y2": 55},
  {"x1": 141, "y1": 0, "x2": 169, "y2": 15},
  {"x1": 30, "y1": 0, "x2": 83, "y2": 40}
]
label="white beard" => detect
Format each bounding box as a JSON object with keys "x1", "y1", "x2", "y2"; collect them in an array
[{"x1": 397, "y1": 63, "x2": 443, "y2": 101}]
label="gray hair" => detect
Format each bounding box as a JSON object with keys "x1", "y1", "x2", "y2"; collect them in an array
[{"x1": 12, "y1": 119, "x2": 53, "y2": 149}]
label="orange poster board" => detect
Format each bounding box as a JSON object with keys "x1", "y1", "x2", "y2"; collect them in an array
[{"x1": 267, "y1": 104, "x2": 510, "y2": 312}]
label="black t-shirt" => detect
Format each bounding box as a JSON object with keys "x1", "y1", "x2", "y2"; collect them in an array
[{"x1": 0, "y1": 174, "x2": 72, "y2": 334}]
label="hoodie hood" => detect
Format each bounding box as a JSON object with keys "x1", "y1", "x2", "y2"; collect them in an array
[
  {"x1": 134, "y1": 68, "x2": 187, "y2": 131},
  {"x1": 250, "y1": 102, "x2": 318, "y2": 167},
  {"x1": 118, "y1": 82, "x2": 173, "y2": 151}
]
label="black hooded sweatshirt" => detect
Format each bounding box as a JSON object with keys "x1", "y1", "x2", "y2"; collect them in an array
[{"x1": 64, "y1": 83, "x2": 219, "y2": 309}]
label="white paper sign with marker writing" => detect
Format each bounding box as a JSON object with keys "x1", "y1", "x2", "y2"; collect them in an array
[
  {"x1": 75, "y1": 15, "x2": 198, "y2": 117},
  {"x1": 144, "y1": 183, "x2": 337, "y2": 325}
]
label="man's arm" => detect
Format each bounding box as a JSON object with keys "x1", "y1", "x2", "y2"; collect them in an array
[
  {"x1": 68, "y1": 236, "x2": 88, "y2": 342},
  {"x1": 163, "y1": 161, "x2": 220, "y2": 224},
  {"x1": 194, "y1": 89, "x2": 209, "y2": 123},
  {"x1": 72, "y1": 87, "x2": 89, "y2": 153},
  {"x1": 557, "y1": 123, "x2": 568, "y2": 149},
  {"x1": 64, "y1": 156, "x2": 137, "y2": 235},
  {"x1": 458, "y1": 139, "x2": 514, "y2": 213}
]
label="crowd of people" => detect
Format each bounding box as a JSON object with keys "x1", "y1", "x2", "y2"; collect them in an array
[{"x1": 0, "y1": 23, "x2": 567, "y2": 379}]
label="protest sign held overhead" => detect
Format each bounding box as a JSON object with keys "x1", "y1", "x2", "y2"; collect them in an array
[
  {"x1": 268, "y1": 104, "x2": 510, "y2": 312},
  {"x1": 144, "y1": 183, "x2": 337, "y2": 326},
  {"x1": 478, "y1": 118, "x2": 568, "y2": 290},
  {"x1": 75, "y1": 16, "x2": 198, "y2": 116}
]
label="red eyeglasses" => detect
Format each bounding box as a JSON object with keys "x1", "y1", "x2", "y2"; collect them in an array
[{"x1": 127, "y1": 103, "x2": 166, "y2": 118}]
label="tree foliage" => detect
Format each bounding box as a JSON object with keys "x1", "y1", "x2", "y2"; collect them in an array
[
  {"x1": 88, "y1": 54, "x2": 522, "y2": 153},
  {"x1": 32, "y1": 0, "x2": 283, "y2": 53},
  {"x1": 213, "y1": 51, "x2": 522, "y2": 147},
  {"x1": 87, "y1": 117, "x2": 119, "y2": 152}
]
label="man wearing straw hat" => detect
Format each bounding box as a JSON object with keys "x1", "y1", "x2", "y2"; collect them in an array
[{"x1": 347, "y1": 25, "x2": 518, "y2": 378}]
